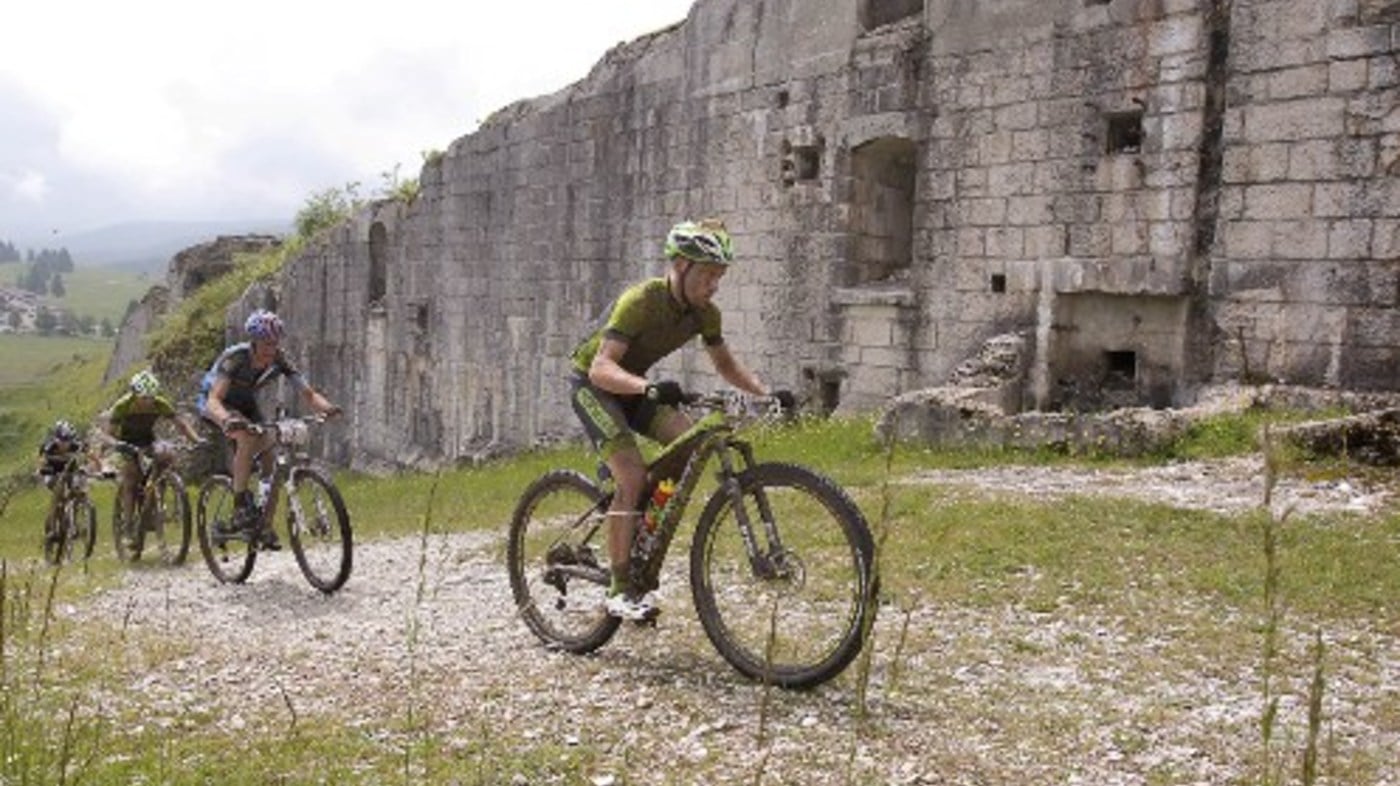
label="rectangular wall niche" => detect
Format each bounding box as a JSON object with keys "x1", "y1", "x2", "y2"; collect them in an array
[
  {"x1": 860, "y1": 0, "x2": 924, "y2": 30},
  {"x1": 781, "y1": 137, "x2": 824, "y2": 186},
  {"x1": 1105, "y1": 111, "x2": 1144, "y2": 154},
  {"x1": 848, "y1": 136, "x2": 917, "y2": 284}
]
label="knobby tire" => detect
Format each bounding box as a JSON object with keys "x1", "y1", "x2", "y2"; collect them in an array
[
  {"x1": 507, "y1": 470, "x2": 621, "y2": 653},
  {"x1": 196, "y1": 474, "x2": 256, "y2": 584},
  {"x1": 286, "y1": 467, "x2": 353, "y2": 594},
  {"x1": 689, "y1": 462, "x2": 876, "y2": 690}
]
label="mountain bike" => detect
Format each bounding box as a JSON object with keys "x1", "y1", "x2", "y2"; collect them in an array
[
  {"x1": 110, "y1": 441, "x2": 193, "y2": 566},
  {"x1": 195, "y1": 415, "x2": 352, "y2": 593},
  {"x1": 507, "y1": 392, "x2": 877, "y2": 690},
  {"x1": 40, "y1": 456, "x2": 98, "y2": 565}
]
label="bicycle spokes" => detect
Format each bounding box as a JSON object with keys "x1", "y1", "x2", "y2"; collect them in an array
[
  {"x1": 507, "y1": 470, "x2": 620, "y2": 653},
  {"x1": 690, "y1": 463, "x2": 874, "y2": 689}
]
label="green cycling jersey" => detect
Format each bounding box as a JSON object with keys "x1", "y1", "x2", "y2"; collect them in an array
[
  {"x1": 102, "y1": 392, "x2": 177, "y2": 447},
  {"x1": 570, "y1": 277, "x2": 724, "y2": 378}
]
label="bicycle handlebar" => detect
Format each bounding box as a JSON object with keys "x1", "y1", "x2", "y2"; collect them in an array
[
  {"x1": 241, "y1": 413, "x2": 334, "y2": 446},
  {"x1": 681, "y1": 390, "x2": 792, "y2": 418}
]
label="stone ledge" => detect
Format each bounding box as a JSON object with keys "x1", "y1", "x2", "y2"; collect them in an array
[{"x1": 832, "y1": 285, "x2": 916, "y2": 307}]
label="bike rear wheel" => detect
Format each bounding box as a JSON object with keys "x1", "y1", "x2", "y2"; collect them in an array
[
  {"x1": 196, "y1": 475, "x2": 256, "y2": 583},
  {"x1": 690, "y1": 462, "x2": 876, "y2": 690},
  {"x1": 42, "y1": 506, "x2": 68, "y2": 565},
  {"x1": 147, "y1": 473, "x2": 192, "y2": 566},
  {"x1": 286, "y1": 467, "x2": 353, "y2": 593},
  {"x1": 71, "y1": 496, "x2": 97, "y2": 561},
  {"x1": 112, "y1": 494, "x2": 144, "y2": 563},
  {"x1": 507, "y1": 470, "x2": 620, "y2": 653}
]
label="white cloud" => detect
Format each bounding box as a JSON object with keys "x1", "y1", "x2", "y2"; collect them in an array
[
  {"x1": 0, "y1": 0, "x2": 695, "y2": 234},
  {"x1": 4, "y1": 169, "x2": 49, "y2": 203}
]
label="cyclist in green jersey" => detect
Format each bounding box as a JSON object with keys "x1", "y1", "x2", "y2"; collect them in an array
[
  {"x1": 96, "y1": 370, "x2": 203, "y2": 548},
  {"x1": 569, "y1": 218, "x2": 794, "y2": 621}
]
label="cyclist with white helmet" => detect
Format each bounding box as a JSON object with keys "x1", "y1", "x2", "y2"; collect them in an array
[
  {"x1": 37, "y1": 419, "x2": 87, "y2": 486},
  {"x1": 196, "y1": 309, "x2": 340, "y2": 548},
  {"x1": 569, "y1": 218, "x2": 794, "y2": 621},
  {"x1": 97, "y1": 369, "x2": 203, "y2": 548}
]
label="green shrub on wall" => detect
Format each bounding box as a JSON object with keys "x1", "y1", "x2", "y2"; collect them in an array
[{"x1": 146, "y1": 247, "x2": 290, "y2": 392}]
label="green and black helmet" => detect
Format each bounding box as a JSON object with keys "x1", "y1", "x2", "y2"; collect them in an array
[{"x1": 663, "y1": 219, "x2": 734, "y2": 265}]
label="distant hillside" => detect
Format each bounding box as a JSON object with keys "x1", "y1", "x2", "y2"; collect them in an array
[{"x1": 13, "y1": 219, "x2": 289, "y2": 274}]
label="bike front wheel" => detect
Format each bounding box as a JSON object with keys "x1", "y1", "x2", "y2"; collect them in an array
[
  {"x1": 690, "y1": 462, "x2": 876, "y2": 690},
  {"x1": 196, "y1": 475, "x2": 256, "y2": 583},
  {"x1": 507, "y1": 470, "x2": 620, "y2": 653},
  {"x1": 148, "y1": 473, "x2": 192, "y2": 566},
  {"x1": 44, "y1": 497, "x2": 95, "y2": 565},
  {"x1": 286, "y1": 467, "x2": 353, "y2": 593}
]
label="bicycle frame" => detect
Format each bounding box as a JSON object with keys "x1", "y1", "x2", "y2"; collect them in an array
[
  {"x1": 627, "y1": 400, "x2": 785, "y2": 596},
  {"x1": 245, "y1": 417, "x2": 318, "y2": 538}
]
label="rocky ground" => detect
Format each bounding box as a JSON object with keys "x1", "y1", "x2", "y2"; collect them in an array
[{"x1": 65, "y1": 458, "x2": 1400, "y2": 785}]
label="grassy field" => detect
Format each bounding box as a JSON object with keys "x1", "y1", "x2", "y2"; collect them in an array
[
  {"x1": 0, "y1": 333, "x2": 113, "y2": 389},
  {"x1": 0, "y1": 260, "x2": 152, "y2": 325},
  {"x1": 1, "y1": 352, "x2": 1397, "y2": 783},
  {"x1": 0, "y1": 415, "x2": 1396, "y2": 784}
]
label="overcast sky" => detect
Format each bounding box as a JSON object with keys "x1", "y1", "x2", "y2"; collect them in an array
[{"x1": 0, "y1": 0, "x2": 694, "y2": 244}]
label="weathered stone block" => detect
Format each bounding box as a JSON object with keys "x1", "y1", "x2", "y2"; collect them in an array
[
  {"x1": 1222, "y1": 220, "x2": 1277, "y2": 259},
  {"x1": 1244, "y1": 183, "x2": 1315, "y2": 219},
  {"x1": 1327, "y1": 25, "x2": 1394, "y2": 60},
  {"x1": 1246, "y1": 98, "x2": 1346, "y2": 142},
  {"x1": 1329, "y1": 59, "x2": 1370, "y2": 93},
  {"x1": 1329, "y1": 218, "x2": 1376, "y2": 259}
]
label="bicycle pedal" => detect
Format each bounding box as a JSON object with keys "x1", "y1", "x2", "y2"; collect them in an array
[{"x1": 632, "y1": 611, "x2": 661, "y2": 627}]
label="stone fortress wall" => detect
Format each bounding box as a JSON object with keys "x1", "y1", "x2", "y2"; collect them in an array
[{"x1": 251, "y1": 0, "x2": 1400, "y2": 470}]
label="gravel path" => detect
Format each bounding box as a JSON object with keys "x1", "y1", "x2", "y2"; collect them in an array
[{"x1": 66, "y1": 460, "x2": 1400, "y2": 784}]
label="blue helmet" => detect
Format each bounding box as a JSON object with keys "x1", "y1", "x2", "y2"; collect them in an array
[{"x1": 244, "y1": 309, "x2": 284, "y2": 341}]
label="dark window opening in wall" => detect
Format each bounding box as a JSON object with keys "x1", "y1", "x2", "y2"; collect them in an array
[
  {"x1": 368, "y1": 222, "x2": 388, "y2": 306},
  {"x1": 781, "y1": 135, "x2": 825, "y2": 187},
  {"x1": 859, "y1": 0, "x2": 924, "y2": 31},
  {"x1": 1086, "y1": 0, "x2": 1111, "y2": 5},
  {"x1": 413, "y1": 303, "x2": 429, "y2": 334},
  {"x1": 848, "y1": 136, "x2": 917, "y2": 284},
  {"x1": 1104, "y1": 350, "x2": 1137, "y2": 386},
  {"x1": 990, "y1": 274, "x2": 1007, "y2": 293},
  {"x1": 803, "y1": 366, "x2": 846, "y2": 415},
  {"x1": 1105, "y1": 111, "x2": 1144, "y2": 154},
  {"x1": 794, "y1": 147, "x2": 821, "y2": 180},
  {"x1": 775, "y1": 89, "x2": 790, "y2": 109}
]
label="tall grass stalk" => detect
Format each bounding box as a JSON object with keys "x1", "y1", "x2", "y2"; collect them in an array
[
  {"x1": 404, "y1": 472, "x2": 442, "y2": 784},
  {"x1": 1258, "y1": 427, "x2": 1286, "y2": 786},
  {"x1": 1301, "y1": 629, "x2": 1326, "y2": 785},
  {"x1": 749, "y1": 592, "x2": 780, "y2": 786}
]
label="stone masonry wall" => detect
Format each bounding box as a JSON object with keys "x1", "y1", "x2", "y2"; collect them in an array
[{"x1": 253, "y1": 0, "x2": 1400, "y2": 470}]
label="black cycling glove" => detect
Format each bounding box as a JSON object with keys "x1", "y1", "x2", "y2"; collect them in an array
[{"x1": 645, "y1": 380, "x2": 685, "y2": 406}]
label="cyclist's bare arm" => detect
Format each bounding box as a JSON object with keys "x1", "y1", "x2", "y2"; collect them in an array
[
  {"x1": 173, "y1": 413, "x2": 204, "y2": 443},
  {"x1": 706, "y1": 343, "x2": 770, "y2": 396},
  {"x1": 93, "y1": 409, "x2": 122, "y2": 447},
  {"x1": 588, "y1": 337, "x2": 649, "y2": 396},
  {"x1": 299, "y1": 385, "x2": 340, "y2": 417},
  {"x1": 205, "y1": 377, "x2": 237, "y2": 428}
]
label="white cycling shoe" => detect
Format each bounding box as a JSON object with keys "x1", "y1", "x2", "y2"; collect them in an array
[{"x1": 605, "y1": 592, "x2": 660, "y2": 621}]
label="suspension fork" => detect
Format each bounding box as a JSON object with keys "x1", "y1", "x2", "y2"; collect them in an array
[{"x1": 716, "y1": 441, "x2": 786, "y2": 579}]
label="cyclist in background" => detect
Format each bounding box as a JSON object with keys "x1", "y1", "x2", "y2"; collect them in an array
[
  {"x1": 196, "y1": 309, "x2": 340, "y2": 549},
  {"x1": 568, "y1": 218, "x2": 793, "y2": 621},
  {"x1": 35, "y1": 419, "x2": 89, "y2": 546},
  {"x1": 96, "y1": 369, "x2": 203, "y2": 551}
]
